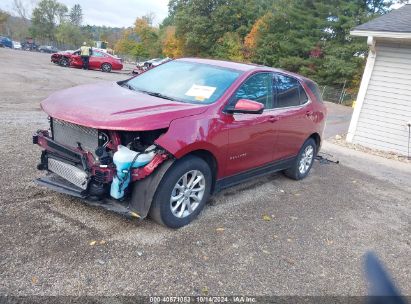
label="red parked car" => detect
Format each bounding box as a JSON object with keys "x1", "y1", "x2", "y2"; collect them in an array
[
  {"x1": 51, "y1": 49, "x2": 123, "y2": 72},
  {"x1": 33, "y1": 58, "x2": 326, "y2": 228}
]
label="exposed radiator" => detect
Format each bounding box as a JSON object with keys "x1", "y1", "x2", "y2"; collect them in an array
[
  {"x1": 48, "y1": 158, "x2": 89, "y2": 190},
  {"x1": 52, "y1": 118, "x2": 98, "y2": 154}
]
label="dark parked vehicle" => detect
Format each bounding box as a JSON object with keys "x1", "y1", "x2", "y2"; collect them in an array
[
  {"x1": 38, "y1": 45, "x2": 59, "y2": 53},
  {"x1": 21, "y1": 38, "x2": 38, "y2": 51},
  {"x1": 0, "y1": 36, "x2": 13, "y2": 48},
  {"x1": 33, "y1": 58, "x2": 326, "y2": 228}
]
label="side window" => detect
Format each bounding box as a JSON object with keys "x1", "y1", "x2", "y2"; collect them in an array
[
  {"x1": 274, "y1": 74, "x2": 308, "y2": 108},
  {"x1": 92, "y1": 51, "x2": 104, "y2": 57},
  {"x1": 234, "y1": 73, "x2": 273, "y2": 110}
]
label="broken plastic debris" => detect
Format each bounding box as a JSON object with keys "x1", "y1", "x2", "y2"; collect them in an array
[
  {"x1": 202, "y1": 286, "x2": 209, "y2": 295},
  {"x1": 326, "y1": 239, "x2": 334, "y2": 245},
  {"x1": 262, "y1": 215, "x2": 272, "y2": 221},
  {"x1": 130, "y1": 211, "x2": 140, "y2": 218},
  {"x1": 89, "y1": 240, "x2": 97, "y2": 246}
]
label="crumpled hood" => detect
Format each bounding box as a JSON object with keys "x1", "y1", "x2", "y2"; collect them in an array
[{"x1": 41, "y1": 82, "x2": 209, "y2": 130}]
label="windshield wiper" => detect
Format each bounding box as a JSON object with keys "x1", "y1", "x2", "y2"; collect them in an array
[
  {"x1": 122, "y1": 82, "x2": 135, "y2": 91},
  {"x1": 137, "y1": 90, "x2": 177, "y2": 101}
]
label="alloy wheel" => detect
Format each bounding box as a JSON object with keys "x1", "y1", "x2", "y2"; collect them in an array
[
  {"x1": 102, "y1": 63, "x2": 111, "y2": 72},
  {"x1": 299, "y1": 145, "x2": 314, "y2": 174},
  {"x1": 170, "y1": 170, "x2": 206, "y2": 218}
]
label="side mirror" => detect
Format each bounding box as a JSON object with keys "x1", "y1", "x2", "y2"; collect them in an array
[{"x1": 226, "y1": 99, "x2": 265, "y2": 114}]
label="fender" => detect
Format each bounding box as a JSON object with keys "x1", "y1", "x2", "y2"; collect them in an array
[{"x1": 155, "y1": 114, "x2": 228, "y2": 179}]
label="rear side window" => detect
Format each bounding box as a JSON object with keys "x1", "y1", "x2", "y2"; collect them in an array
[
  {"x1": 274, "y1": 74, "x2": 307, "y2": 108},
  {"x1": 306, "y1": 80, "x2": 323, "y2": 103},
  {"x1": 93, "y1": 51, "x2": 105, "y2": 57}
]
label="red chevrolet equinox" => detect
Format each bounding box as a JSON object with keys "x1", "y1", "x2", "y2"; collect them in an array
[{"x1": 33, "y1": 58, "x2": 327, "y2": 228}]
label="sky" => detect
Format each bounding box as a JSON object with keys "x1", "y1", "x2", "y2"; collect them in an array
[{"x1": 0, "y1": 0, "x2": 170, "y2": 27}]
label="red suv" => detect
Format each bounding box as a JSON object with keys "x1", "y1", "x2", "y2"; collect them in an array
[{"x1": 33, "y1": 58, "x2": 326, "y2": 228}]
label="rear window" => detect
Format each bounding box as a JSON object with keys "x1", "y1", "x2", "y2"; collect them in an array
[{"x1": 306, "y1": 80, "x2": 323, "y2": 103}]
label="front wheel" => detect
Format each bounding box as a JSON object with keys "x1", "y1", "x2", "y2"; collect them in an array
[
  {"x1": 284, "y1": 138, "x2": 317, "y2": 180},
  {"x1": 60, "y1": 57, "x2": 69, "y2": 67},
  {"x1": 149, "y1": 156, "x2": 212, "y2": 228}
]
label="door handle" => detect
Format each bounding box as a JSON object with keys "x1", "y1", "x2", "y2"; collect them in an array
[
  {"x1": 268, "y1": 116, "x2": 279, "y2": 123},
  {"x1": 306, "y1": 110, "x2": 314, "y2": 116}
]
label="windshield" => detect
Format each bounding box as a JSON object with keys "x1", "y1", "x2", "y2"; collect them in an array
[{"x1": 126, "y1": 61, "x2": 242, "y2": 104}]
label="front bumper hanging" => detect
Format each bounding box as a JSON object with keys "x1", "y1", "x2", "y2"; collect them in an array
[{"x1": 33, "y1": 130, "x2": 168, "y2": 220}]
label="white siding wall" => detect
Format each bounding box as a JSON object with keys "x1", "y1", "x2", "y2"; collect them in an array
[{"x1": 353, "y1": 40, "x2": 411, "y2": 155}]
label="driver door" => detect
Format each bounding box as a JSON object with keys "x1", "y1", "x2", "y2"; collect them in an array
[
  {"x1": 70, "y1": 51, "x2": 82, "y2": 67},
  {"x1": 224, "y1": 72, "x2": 278, "y2": 177}
]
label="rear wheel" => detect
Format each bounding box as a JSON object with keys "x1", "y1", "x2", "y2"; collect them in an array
[
  {"x1": 149, "y1": 156, "x2": 212, "y2": 228},
  {"x1": 101, "y1": 63, "x2": 112, "y2": 72},
  {"x1": 284, "y1": 138, "x2": 317, "y2": 180}
]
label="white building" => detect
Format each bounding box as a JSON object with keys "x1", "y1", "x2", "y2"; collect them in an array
[{"x1": 347, "y1": 4, "x2": 411, "y2": 156}]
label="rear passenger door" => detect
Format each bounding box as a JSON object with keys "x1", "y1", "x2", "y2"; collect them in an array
[
  {"x1": 272, "y1": 73, "x2": 314, "y2": 161},
  {"x1": 89, "y1": 51, "x2": 107, "y2": 69}
]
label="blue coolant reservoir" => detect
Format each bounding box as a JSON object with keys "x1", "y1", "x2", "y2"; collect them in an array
[{"x1": 110, "y1": 145, "x2": 155, "y2": 199}]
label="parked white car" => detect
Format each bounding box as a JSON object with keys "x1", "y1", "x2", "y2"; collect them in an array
[{"x1": 13, "y1": 41, "x2": 22, "y2": 50}]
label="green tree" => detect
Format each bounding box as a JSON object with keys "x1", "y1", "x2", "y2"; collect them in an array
[
  {"x1": 30, "y1": 0, "x2": 68, "y2": 40},
  {"x1": 69, "y1": 4, "x2": 83, "y2": 26},
  {"x1": 0, "y1": 10, "x2": 9, "y2": 34},
  {"x1": 55, "y1": 22, "x2": 86, "y2": 47},
  {"x1": 247, "y1": 0, "x2": 394, "y2": 89},
  {"x1": 171, "y1": 0, "x2": 272, "y2": 56},
  {"x1": 115, "y1": 14, "x2": 161, "y2": 59},
  {"x1": 213, "y1": 32, "x2": 243, "y2": 61}
]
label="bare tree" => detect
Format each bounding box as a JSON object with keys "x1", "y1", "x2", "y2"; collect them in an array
[
  {"x1": 12, "y1": 0, "x2": 37, "y2": 21},
  {"x1": 69, "y1": 4, "x2": 83, "y2": 26}
]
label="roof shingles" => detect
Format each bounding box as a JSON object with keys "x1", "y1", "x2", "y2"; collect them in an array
[{"x1": 354, "y1": 4, "x2": 411, "y2": 33}]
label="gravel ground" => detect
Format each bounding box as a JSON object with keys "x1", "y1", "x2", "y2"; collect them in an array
[{"x1": 0, "y1": 48, "x2": 410, "y2": 297}]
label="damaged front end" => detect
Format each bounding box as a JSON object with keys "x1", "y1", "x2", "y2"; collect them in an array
[{"x1": 33, "y1": 117, "x2": 170, "y2": 219}]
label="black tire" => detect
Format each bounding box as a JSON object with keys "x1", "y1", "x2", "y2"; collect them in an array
[
  {"x1": 60, "y1": 57, "x2": 69, "y2": 67},
  {"x1": 149, "y1": 155, "x2": 212, "y2": 228},
  {"x1": 101, "y1": 63, "x2": 112, "y2": 72},
  {"x1": 284, "y1": 138, "x2": 317, "y2": 180}
]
